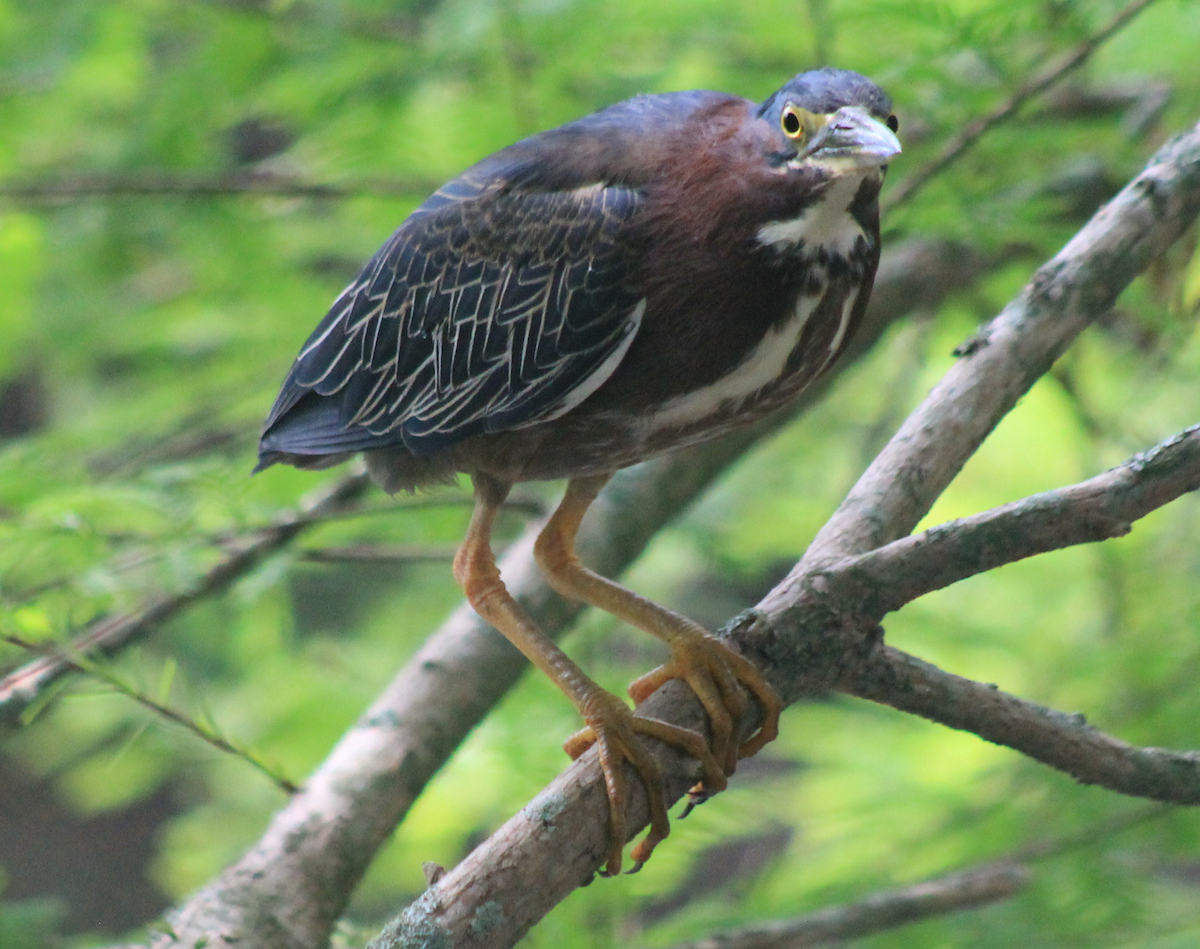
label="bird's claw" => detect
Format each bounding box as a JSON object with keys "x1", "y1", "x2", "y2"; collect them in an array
[
  {"x1": 629, "y1": 630, "x2": 782, "y2": 778},
  {"x1": 568, "y1": 690, "x2": 725, "y2": 876},
  {"x1": 678, "y1": 781, "x2": 711, "y2": 820}
]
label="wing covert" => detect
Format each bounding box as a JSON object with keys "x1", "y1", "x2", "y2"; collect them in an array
[{"x1": 261, "y1": 177, "x2": 646, "y2": 460}]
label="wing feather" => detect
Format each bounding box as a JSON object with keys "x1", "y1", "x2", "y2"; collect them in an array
[
  {"x1": 259, "y1": 90, "x2": 735, "y2": 466},
  {"x1": 260, "y1": 176, "x2": 645, "y2": 460}
]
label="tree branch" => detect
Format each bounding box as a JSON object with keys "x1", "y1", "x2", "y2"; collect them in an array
[
  {"x1": 830, "y1": 422, "x2": 1200, "y2": 617},
  {"x1": 843, "y1": 646, "x2": 1200, "y2": 804},
  {"x1": 661, "y1": 862, "x2": 1028, "y2": 949},
  {"x1": 660, "y1": 803, "x2": 1167, "y2": 949}
]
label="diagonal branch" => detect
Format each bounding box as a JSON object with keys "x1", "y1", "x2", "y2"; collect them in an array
[
  {"x1": 830, "y1": 422, "x2": 1200, "y2": 618},
  {"x1": 3, "y1": 634, "x2": 298, "y2": 793},
  {"x1": 152, "y1": 443, "x2": 756, "y2": 949},
  {"x1": 0, "y1": 481, "x2": 550, "y2": 723},
  {"x1": 659, "y1": 804, "x2": 1166, "y2": 949},
  {"x1": 842, "y1": 646, "x2": 1200, "y2": 804},
  {"x1": 777, "y1": 425, "x2": 1200, "y2": 797}
]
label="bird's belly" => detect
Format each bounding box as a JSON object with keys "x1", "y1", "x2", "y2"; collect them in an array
[{"x1": 468, "y1": 284, "x2": 859, "y2": 483}]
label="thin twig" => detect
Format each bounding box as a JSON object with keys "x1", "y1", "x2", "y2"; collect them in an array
[
  {"x1": 0, "y1": 171, "x2": 439, "y2": 203},
  {"x1": 4, "y1": 635, "x2": 298, "y2": 794},
  {"x1": 660, "y1": 862, "x2": 1028, "y2": 949},
  {"x1": 299, "y1": 543, "x2": 463, "y2": 564},
  {"x1": 0, "y1": 473, "x2": 371, "y2": 723},
  {"x1": 885, "y1": 0, "x2": 1163, "y2": 211}
]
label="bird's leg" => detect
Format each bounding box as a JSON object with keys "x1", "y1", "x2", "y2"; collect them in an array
[
  {"x1": 455, "y1": 473, "x2": 722, "y2": 875},
  {"x1": 533, "y1": 474, "x2": 782, "y2": 785}
]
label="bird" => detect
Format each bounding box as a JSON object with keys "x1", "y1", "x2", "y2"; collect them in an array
[{"x1": 257, "y1": 67, "x2": 900, "y2": 875}]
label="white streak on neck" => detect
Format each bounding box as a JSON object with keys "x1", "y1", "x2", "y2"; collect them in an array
[{"x1": 755, "y1": 175, "x2": 867, "y2": 258}]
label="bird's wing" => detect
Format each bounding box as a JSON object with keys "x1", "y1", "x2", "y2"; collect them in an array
[{"x1": 260, "y1": 174, "x2": 646, "y2": 458}]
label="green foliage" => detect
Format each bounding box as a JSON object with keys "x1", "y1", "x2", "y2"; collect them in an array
[{"x1": 2, "y1": 0, "x2": 1200, "y2": 945}]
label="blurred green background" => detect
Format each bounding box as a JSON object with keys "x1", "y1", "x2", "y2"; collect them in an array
[{"x1": 2, "y1": 0, "x2": 1200, "y2": 945}]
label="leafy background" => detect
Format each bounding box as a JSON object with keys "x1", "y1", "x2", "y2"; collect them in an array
[{"x1": 2, "y1": 0, "x2": 1200, "y2": 945}]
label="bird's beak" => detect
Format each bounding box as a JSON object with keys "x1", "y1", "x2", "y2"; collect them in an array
[{"x1": 803, "y1": 106, "x2": 901, "y2": 167}]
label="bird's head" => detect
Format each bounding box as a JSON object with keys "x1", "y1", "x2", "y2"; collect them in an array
[{"x1": 758, "y1": 68, "x2": 901, "y2": 174}]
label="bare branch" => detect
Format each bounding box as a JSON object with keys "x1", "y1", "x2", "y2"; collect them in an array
[
  {"x1": 831, "y1": 422, "x2": 1200, "y2": 617},
  {"x1": 842, "y1": 646, "x2": 1200, "y2": 804},
  {"x1": 659, "y1": 804, "x2": 1167, "y2": 949},
  {"x1": 662, "y1": 862, "x2": 1028, "y2": 949}
]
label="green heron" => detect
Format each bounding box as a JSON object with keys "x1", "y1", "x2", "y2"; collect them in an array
[{"x1": 258, "y1": 67, "x2": 899, "y2": 874}]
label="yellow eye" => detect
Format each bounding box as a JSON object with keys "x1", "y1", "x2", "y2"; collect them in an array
[
  {"x1": 781, "y1": 104, "x2": 824, "y2": 141},
  {"x1": 781, "y1": 104, "x2": 805, "y2": 138}
]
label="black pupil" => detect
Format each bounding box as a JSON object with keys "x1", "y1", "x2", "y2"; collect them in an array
[
  {"x1": 887, "y1": 114, "x2": 899, "y2": 133},
  {"x1": 783, "y1": 111, "x2": 801, "y2": 135}
]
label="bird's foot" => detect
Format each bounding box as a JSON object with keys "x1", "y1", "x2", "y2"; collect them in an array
[
  {"x1": 628, "y1": 629, "x2": 782, "y2": 777},
  {"x1": 564, "y1": 688, "x2": 726, "y2": 875}
]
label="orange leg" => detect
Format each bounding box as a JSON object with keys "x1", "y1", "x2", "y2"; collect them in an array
[
  {"x1": 533, "y1": 474, "x2": 782, "y2": 799},
  {"x1": 455, "y1": 473, "x2": 723, "y2": 875}
]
